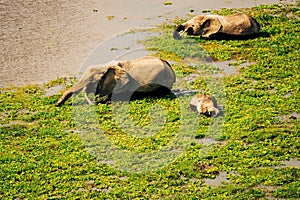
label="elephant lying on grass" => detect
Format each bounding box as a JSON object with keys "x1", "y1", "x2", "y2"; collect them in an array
[
  {"x1": 173, "y1": 13, "x2": 260, "y2": 40},
  {"x1": 190, "y1": 94, "x2": 220, "y2": 117},
  {"x1": 55, "y1": 56, "x2": 176, "y2": 106}
]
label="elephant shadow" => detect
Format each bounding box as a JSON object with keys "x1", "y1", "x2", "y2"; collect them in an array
[
  {"x1": 192, "y1": 31, "x2": 270, "y2": 41},
  {"x1": 94, "y1": 86, "x2": 174, "y2": 104},
  {"x1": 102, "y1": 87, "x2": 202, "y2": 103}
]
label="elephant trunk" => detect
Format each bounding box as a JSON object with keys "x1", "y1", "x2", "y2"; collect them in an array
[
  {"x1": 55, "y1": 88, "x2": 74, "y2": 106},
  {"x1": 173, "y1": 25, "x2": 185, "y2": 40},
  {"x1": 55, "y1": 79, "x2": 88, "y2": 106}
]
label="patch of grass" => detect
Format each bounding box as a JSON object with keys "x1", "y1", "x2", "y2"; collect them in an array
[
  {"x1": 163, "y1": 1, "x2": 172, "y2": 6},
  {"x1": 1, "y1": 3, "x2": 299, "y2": 199}
]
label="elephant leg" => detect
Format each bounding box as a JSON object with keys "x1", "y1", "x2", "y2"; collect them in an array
[{"x1": 95, "y1": 93, "x2": 112, "y2": 104}]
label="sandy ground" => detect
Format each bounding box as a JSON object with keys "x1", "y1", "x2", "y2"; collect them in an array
[{"x1": 0, "y1": 0, "x2": 296, "y2": 87}]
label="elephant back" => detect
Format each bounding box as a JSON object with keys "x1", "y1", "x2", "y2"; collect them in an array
[
  {"x1": 118, "y1": 57, "x2": 176, "y2": 92},
  {"x1": 219, "y1": 13, "x2": 259, "y2": 35}
]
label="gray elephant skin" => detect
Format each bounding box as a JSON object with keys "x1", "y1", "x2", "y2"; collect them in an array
[
  {"x1": 173, "y1": 13, "x2": 260, "y2": 40},
  {"x1": 55, "y1": 56, "x2": 176, "y2": 106},
  {"x1": 190, "y1": 94, "x2": 220, "y2": 117}
]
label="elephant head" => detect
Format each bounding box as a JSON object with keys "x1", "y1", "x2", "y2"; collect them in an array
[
  {"x1": 173, "y1": 15, "x2": 221, "y2": 39},
  {"x1": 55, "y1": 56, "x2": 176, "y2": 106},
  {"x1": 55, "y1": 65, "x2": 128, "y2": 106},
  {"x1": 190, "y1": 94, "x2": 220, "y2": 117},
  {"x1": 173, "y1": 13, "x2": 260, "y2": 40}
]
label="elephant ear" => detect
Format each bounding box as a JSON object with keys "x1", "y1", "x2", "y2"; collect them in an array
[
  {"x1": 201, "y1": 16, "x2": 222, "y2": 38},
  {"x1": 112, "y1": 66, "x2": 129, "y2": 86},
  {"x1": 90, "y1": 65, "x2": 126, "y2": 96},
  {"x1": 101, "y1": 65, "x2": 130, "y2": 93}
]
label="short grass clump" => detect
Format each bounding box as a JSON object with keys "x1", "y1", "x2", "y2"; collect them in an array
[{"x1": 1, "y1": 3, "x2": 299, "y2": 199}]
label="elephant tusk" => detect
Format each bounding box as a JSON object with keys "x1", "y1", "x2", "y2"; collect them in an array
[
  {"x1": 84, "y1": 92, "x2": 95, "y2": 105},
  {"x1": 179, "y1": 30, "x2": 185, "y2": 36},
  {"x1": 82, "y1": 87, "x2": 95, "y2": 105}
]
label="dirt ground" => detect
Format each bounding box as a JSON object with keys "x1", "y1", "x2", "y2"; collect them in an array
[{"x1": 0, "y1": 0, "x2": 296, "y2": 86}]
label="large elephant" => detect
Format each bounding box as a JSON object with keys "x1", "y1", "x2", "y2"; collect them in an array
[
  {"x1": 55, "y1": 56, "x2": 176, "y2": 106},
  {"x1": 190, "y1": 94, "x2": 220, "y2": 117},
  {"x1": 173, "y1": 13, "x2": 260, "y2": 40}
]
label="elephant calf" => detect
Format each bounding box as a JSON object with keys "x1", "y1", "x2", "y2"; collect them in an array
[
  {"x1": 190, "y1": 94, "x2": 220, "y2": 117},
  {"x1": 55, "y1": 56, "x2": 176, "y2": 106},
  {"x1": 173, "y1": 13, "x2": 260, "y2": 40}
]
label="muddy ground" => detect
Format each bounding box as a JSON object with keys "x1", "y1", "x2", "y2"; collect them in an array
[{"x1": 0, "y1": 0, "x2": 296, "y2": 86}]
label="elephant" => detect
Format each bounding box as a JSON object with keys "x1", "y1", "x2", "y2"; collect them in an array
[
  {"x1": 173, "y1": 13, "x2": 260, "y2": 40},
  {"x1": 190, "y1": 94, "x2": 220, "y2": 117},
  {"x1": 55, "y1": 56, "x2": 176, "y2": 106}
]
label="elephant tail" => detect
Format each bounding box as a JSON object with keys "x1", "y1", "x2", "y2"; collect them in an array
[{"x1": 173, "y1": 24, "x2": 185, "y2": 40}]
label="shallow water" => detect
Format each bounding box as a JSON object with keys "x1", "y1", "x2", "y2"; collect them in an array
[
  {"x1": 44, "y1": 84, "x2": 65, "y2": 96},
  {"x1": 204, "y1": 171, "x2": 235, "y2": 186},
  {"x1": 281, "y1": 158, "x2": 300, "y2": 168},
  {"x1": 80, "y1": 31, "x2": 156, "y2": 70},
  {"x1": 213, "y1": 61, "x2": 256, "y2": 77},
  {"x1": 204, "y1": 158, "x2": 300, "y2": 187},
  {"x1": 275, "y1": 112, "x2": 300, "y2": 122}
]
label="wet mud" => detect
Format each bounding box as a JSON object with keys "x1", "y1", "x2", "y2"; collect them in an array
[{"x1": 1, "y1": 0, "x2": 296, "y2": 86}]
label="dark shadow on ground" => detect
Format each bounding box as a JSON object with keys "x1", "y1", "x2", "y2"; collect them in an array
[
  {"x1": 95, "y1": 86, "x2": 175, "y2": 104},
  {"x1": 188, "y1": 31, "x2": 270, "y2": 42}
]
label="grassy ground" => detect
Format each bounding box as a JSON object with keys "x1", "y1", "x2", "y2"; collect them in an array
[{"x1": 1, "y1": 3, "x2": 299, "y2": 199}]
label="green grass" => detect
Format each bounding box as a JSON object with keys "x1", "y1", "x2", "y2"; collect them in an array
[{"x1": 1, "y1": 3, "x2": 300, "y2": 199}]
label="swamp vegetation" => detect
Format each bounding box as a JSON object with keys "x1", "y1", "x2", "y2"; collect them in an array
[{"x1": 1, "y1": 3, "x2": 299, "y2": 199}]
